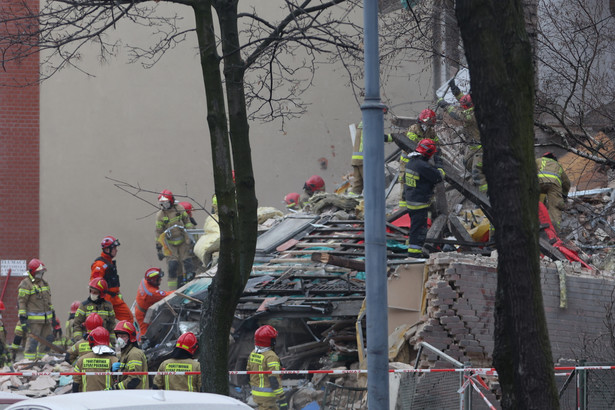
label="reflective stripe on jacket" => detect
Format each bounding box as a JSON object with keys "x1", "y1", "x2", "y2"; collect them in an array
[{"x1": 17, "y1": 275, "x2": 53, "y2": 322}]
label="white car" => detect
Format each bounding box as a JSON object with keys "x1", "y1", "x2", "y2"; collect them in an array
[{"x1": 5, "y1": 390, "x2": 251, "y2": 410}]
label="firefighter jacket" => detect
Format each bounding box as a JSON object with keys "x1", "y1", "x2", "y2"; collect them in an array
[
  {"x1": 65, "y1": 317, "x2": 75, "y2": 343},
  {"x1": 18, "y1": 274, "x2": 54, "y2": 324},
  {"x1": 247, "y1": 348, "x2": 285, "y2": 401},
  {"x1": 91, "y1": 253, "x2": 121, "y2": 296},
  {"x1": 351, "y1": 122, "x2": 363, "y2": 166},
  {"x1": 66, "y1": 338, "x2": 91, "y2": 364},
  {"x1": 135, "y1": 279, "x2": 172, "y2": 330},
  {"x1": 153, "y1": 358, "x2": 201, "y2": 391},
  {"x1": 404, "y1": 153, "x2": 444, "y2": 209},
  {"x1": 406, "y1": 123, "x2": 439, "y2": 144},
  {"x1": 155, "y1": 204, "x2": 194, "y2": 247},
  {"x1": 445, "y1": 106, "x2": 481, "y2": 147},
  {"x1": 115, "y1": 344, "x2": 148, "y2": 389},
  {"x1": 73, "y1": 350, "x2": 118, "y2": 392},
  {"x1": 73, "y1": 298, "x2": 116, "y2": 342},
  {"x1": 536, "y1": 157, "x2": 571, "y2": 195}
]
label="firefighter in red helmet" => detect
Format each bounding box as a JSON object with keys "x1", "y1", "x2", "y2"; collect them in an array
[
  {"x1": 438, "y1": 78, "x2": 486, "y2": 193},
  {"x1": 72, "y1": 327, "x2": 118, "y2": 392},
  {"x1": 247, "y1": 325, "x2": 288, "y2": 409},
  {"x1": 135, "y1": 267, "x2": 173, "y2": 339},
  {"x1": 65, "y1": 312, "x2": 103, "y2": 365},
  {"x1": 154, "y1": 332, "x2": 201, "y2": 391},
  {"x1": 18, "y1": 258, "x2": 60, "y2": 361},
  {"x1": 283, "y1": 193, "x2": 301, "y2": 211},
  {"x1": 73, "y1": 279, "x2": 116, "y2": 344},
  {"x1": 403, "y1": 139, "x2": 445, "y2": 258},
  {"x1": 91, "y1": 235, "x2": 133, "y2": 322},
  {"x1": 156, "y1": 189, "x2": 196, "y2": 290},
  {"x1": 111, "y1": 320, "x2": 148, "y2": 390},
  {"x1": 299, "y1": 175, "x2": 325, "y2": 207}
]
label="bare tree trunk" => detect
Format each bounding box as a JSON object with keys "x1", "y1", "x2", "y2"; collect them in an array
[
  {"x1": 193, "y1": 0, "x2": 258, "y2": 395},
  {"x1": 455, "y1": 1, "x2": 559, "y2": 408}
]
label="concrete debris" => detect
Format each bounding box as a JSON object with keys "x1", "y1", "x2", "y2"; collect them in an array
[{"x1": 1, "y1": 356, "x2": 71, "y2": 396}]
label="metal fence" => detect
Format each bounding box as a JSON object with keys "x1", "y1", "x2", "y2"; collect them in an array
[{"x1": 558, "y1": 362, "x2": 615, "y2": 410}]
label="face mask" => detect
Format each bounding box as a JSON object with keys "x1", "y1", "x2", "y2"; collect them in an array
[
  {"x1": 115, "y1": 337, "x2": 127, "y2": 350},
  {"x1": 90, "y1": 293, "x2": 99, "y2": 301},
  {"x1": 34, "y1": 273, "x2": 43, "y2": 280},
  {"x1": 161, "y1": 202, "x2": 171, "y2": 210}
]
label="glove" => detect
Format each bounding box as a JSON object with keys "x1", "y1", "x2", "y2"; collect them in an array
[
  {"x1": 438, "y1": 168, "x2": 446, "y2": 178},
  {"x1": 276, "y1": 398, "x2": 288, "y2": 409},
  {"x1": 156, "y1": 244, "x2": 164, "y2": 261},
  {"x1": 19, "y1": 315, "x2": 27, "y2": 326},
  {"x1": 189, "y1": 217, "x2": 197, "y2": 226},
  {"x1": 111, "y1": 362, "x2": 121, "y2": 372},
  {"x1": 448, "y1": 78, "x2": 461, "y2": 97},
  {"x1": 436, "y1": 98, "x2": 449, "y2": 109}
]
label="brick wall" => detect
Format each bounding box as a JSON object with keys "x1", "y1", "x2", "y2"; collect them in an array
[
  {"x1": 406, "y1": 254, "x2": 615, "y2": 408},
  {"x1": 0, "y1": 0, "x2": 40, "y2": 340}
]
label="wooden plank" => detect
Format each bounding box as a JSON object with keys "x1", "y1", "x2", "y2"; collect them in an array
[
  {"x1": 447, "y1": 214, "x2": 482, "y2": 253},
  {"x1": 311, "y1": 253, "x2": 366, "y2": 271},
  {"x1": 424, "y1": 214, "x2": 448, "y2": 252}
]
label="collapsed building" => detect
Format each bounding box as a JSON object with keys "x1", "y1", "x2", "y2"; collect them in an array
[{"x1": 137, "y1": 112, "x2": 615, "y2": 408}]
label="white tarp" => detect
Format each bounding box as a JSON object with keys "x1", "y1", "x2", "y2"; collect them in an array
[{"x1": 435, "y1": 68, "x2": 471, "y2": 103}]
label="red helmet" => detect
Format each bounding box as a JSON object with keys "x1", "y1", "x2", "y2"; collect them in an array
[
  {"x1": 88, "y1": 326, "x2": 110, "y2": 347},
  {"x1": 460, "y1": 94, "x2": 473, "y2": 110},
  {"x1": 89, "y1": 278, "x2": 108, "y2": 294},
  {"x1": 144, "y1": 267, "x2": 164, "y2": 284},
  {"x1": 84, "y1": 312, "x2": 104, "y2": 332},
  {"x1": 178, "y1": 202, "x2": 193, "y2": 217},
  {"x1": 114, "y1": 320, "x2": 137, "y2": 343},
  {"x1": 158, "y1": 189, "x2": 175, "y2": 205},
  {"x1": 70, "y1": 300, "x2": 81, "y2": 314},
  {"x1": 542, "y1": 152, "x2": 557, "y2": 160},
  {"x1": 418, "y1": 109, "x2": 437, "y2": 126},
  {"x1": 304, "y1": 175, "x2": 325, "y2": 193},
  {"x1": 284, "y1": 193, "x2": 300, "y2": 208},
  {"x1": 101, "y1": 236, "x2": 120, "y2": 250},
  {"x1": 254, "y1": 325, "x2": 278, "y2": 347},
  {"x1": 416, "y1": 138, "x2": 437, "y2": 159},
  {"x1": 27, "y1": 259, "x2": 46, "y2": 274},
  {"x1": 176, "y1": 332, "x2": 198, "y2": 355}
]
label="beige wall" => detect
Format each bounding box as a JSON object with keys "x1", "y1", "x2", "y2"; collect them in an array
[{"x1": 40, "y1": 4, "x2": 431, "y2": 321}]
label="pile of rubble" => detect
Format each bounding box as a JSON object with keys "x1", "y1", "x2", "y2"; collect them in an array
[{"x1": 0, "y1": 355, "x2": 73, "y2": 397}]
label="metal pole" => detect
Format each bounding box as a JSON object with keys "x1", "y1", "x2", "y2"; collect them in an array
[{"x1": 362, "y1": 0, "x2": 389, "y2": 409}]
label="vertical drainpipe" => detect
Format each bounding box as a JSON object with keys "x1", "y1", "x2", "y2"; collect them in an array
[{"x1": 362, "y1": 0, "x2": 389, "y2": 408}]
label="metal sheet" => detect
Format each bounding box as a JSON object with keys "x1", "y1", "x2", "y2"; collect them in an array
[{"x1": 255, "y1": 214, "x2": 319, "y2": 253}]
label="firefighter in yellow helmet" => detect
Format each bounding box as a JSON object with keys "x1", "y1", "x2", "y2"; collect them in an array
[
  {"x1": 153, "y1": 332, "x2": 201, "y2": 391},
  {"x1": 247, "y1": 325, "x2": 287, "y2": 410},
  {"x1": 18, "y1": 259, "x2": 60, "y2": 361}
]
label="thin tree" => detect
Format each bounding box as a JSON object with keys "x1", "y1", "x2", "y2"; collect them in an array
[
  {"x1": 455, "y1": 1, "x2": 559, "y2": 408},
  {"x1": 1, "y1": 0, "x2": 364, "y2": 394}
]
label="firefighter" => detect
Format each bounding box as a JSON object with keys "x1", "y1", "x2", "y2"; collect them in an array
[
  {"x1": 390, "y1": 109, "x2": 442, "y2": 207},
  {"x1": 178, "y1": 201, "x2": 198, "y2": 227},
  {"x1": 403, "y1": 139, "x2": 445, "y2": 258},
  {"x1": 247, "y1": 325, "x2": 288, "y2": 410},
  {"x1": 153, "y1": 332, "x2": 201, "y2": 391},
  {"x1": 299, "y1": 175, "x2": 326, "y2": 206},
  {"x1": 17, "y1": 259, "x2": 60, "y2": 361},
  {"x1": 438, "y1": 80, "x2": 487, "y2": 193},
  {"x1": 91, "y1": 236, "x2": 133, "y2": 322},
  {"x1": 155, "y1": 189, "x2": 195, "y2": 290},
  {"x1": 73, "y1": 279, "x2": 116, "y2": 344},
  {"x1": 72, "y1": 326, "x2": 118, "y2": 392},
  {"x1": 283, "y1": 193, "x2": 301, "y2": 211},
  {"x1": 65, "y1": 312, "x2": 103, "y2": 365},
  {"x1": 0, "y1": 304, "x2": 10, "y2": 366},
  {"x1": 65, "y1": 300, "x2": 81, "y2": 345},
  {"x1": 135, "y1": 268, "x2": 173, "y2": 340},
  {"x1": 111, "y1": 320, "x2": 148, "y2": 390},
  {"x1": 536, "y1": 152, "x2": 571, "y2": 232}
]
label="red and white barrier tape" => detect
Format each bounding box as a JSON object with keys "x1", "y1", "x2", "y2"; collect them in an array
[{"x1": 0, "y1": 365, "x2": 608, "y2": 377}]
